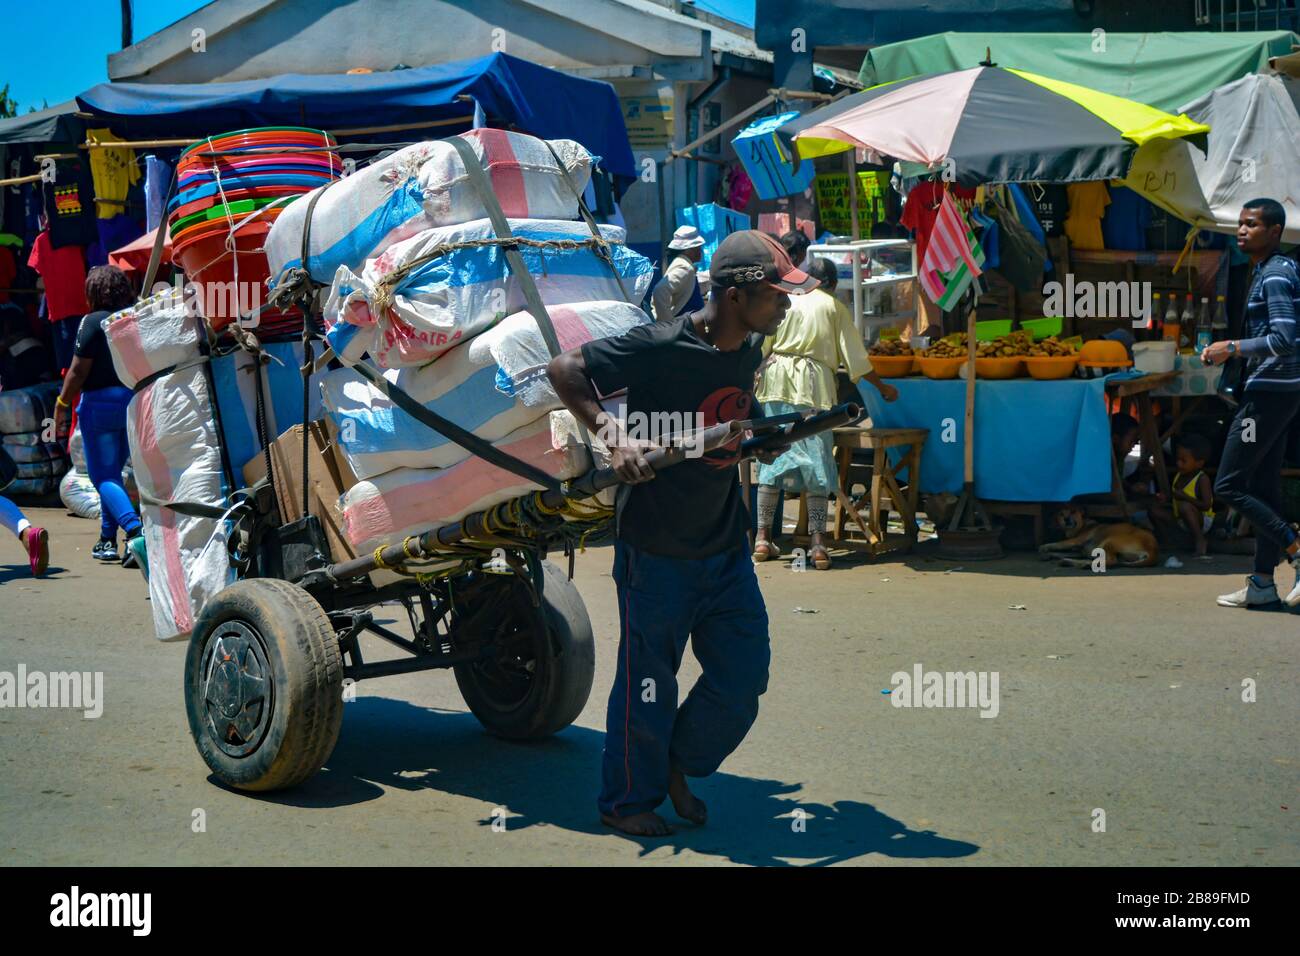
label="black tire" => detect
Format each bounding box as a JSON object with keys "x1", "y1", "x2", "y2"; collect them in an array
[
  {"x1": 184, "y1": 578, "x2": 343, "y2": 791},
  {"x1": 454, "y1": 560, "x2": 594, "y2": 740}
]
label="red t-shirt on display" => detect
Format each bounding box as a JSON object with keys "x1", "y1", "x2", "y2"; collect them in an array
[
  {"x1": 900, "y1": 180, "x2": 977, "y2": 266},
  {"x1": 27, "y1": 231, "x2": 89, "y2": 322}
]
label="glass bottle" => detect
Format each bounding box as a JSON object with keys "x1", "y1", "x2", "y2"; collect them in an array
[
  {"x1": 1162, "y1": 293, "x2": 1180, "y2": 344},
  {"x1": 1195, "y1": 296, "x2": 1212, "y2": 352},
  {"x1": 1179, "y1": 294, "x2": 1195, "y2": 353}
]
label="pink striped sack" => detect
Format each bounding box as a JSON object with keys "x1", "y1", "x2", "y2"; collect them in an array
[
  {"x1": 126, "y1": 365, "x2": 234, "y2": 642},
  {"x1": 266, "y1": 128, "x2": 594, "y2": 285},
  {"x1": 103, "y1": 287, "x2": 204, "y2": 390},
  {"x1": 339, "y1": 414, "x2": 594, "y2": 556}
]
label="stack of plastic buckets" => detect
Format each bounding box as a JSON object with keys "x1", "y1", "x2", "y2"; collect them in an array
[{"x1": 169, "y1": 126, "x2": 342, "y2": 331}]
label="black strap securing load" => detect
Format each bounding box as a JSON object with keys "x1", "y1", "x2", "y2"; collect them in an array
[
  {"x1": 344, "y1": 358, "x2": 563, "y2": 492},
  {"x1": 542, "y1": 140, "x2": 633, "y2": 306}
]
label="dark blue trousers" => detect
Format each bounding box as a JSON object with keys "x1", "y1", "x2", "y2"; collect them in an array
[{"x1": 598, "y1": 539, "x2": 770, "y2": 818}]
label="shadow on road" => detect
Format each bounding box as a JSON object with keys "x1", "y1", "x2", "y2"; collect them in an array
[
  {"x1": 0, "y1": 562, "x2": 69, "y2": 584},
  {"x1": 246, "y1": 696, "x2": 979, "y2": 866}
]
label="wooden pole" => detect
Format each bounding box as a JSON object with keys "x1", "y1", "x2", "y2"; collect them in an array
[{"x1": 0, "y1": 173, "x2": 44, "y2": 188}]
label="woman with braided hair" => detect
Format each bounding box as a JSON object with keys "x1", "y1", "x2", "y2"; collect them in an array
[{"x1": 752, "y1": 257, "x2": 898, "y2": 569}]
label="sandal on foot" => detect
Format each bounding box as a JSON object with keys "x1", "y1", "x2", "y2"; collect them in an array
[
  {"x1": 810, "y1": 545, "x2": 832, "y2": 570},
  {"x1": 752, "y1": 540, "x2": 781, "y2": 562}
]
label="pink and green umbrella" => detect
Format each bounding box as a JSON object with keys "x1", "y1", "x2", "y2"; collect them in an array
[{"x1": 778, "y1": 66, "x2": 1210, "y2": 185}]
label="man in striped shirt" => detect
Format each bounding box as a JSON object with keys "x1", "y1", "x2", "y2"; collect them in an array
[{"x1": 1202, "y1": 198, "x2": 1300, "y2": 608}]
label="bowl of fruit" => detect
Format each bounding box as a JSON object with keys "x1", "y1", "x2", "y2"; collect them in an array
[
  {"x1": 1023, "y1": 336, "x2": 1080, "y2": 379},
  {"x1": 974, "y1": 332, "x2": 1031, "y2": 379},
  {"x1": 867, "y1": 339, "x2": 917, "y2": 377},
  {"x1": 918, "y1": 334, "x2": 970, "y2": 379}
]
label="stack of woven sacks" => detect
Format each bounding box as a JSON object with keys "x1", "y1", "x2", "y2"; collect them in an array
[
  {"x1": 104, "y1": 287, "x2": 325, "y2": 641},
  {"x1": 265, "y1": 128, "x2": 653, "y2": 555},
  {"x1": 0, "y1": 382, "x2": 68, "y2": 496}
]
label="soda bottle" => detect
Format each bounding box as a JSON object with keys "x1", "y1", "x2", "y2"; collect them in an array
[
  {"x1": 1195, "y1": 296, "x2": 1212, "y2": 352},
  {"x1": 1162, "y1": 293, "x2": 1180, "y2": 344},
  {"x1": 1149, "y1": 292, "x2": 1162, "y2": 338},
  {"x1": 1179, "y1": 294, "x2": 1195, "y2": 353},
  {"x1": 1212, "y1": 294, "x2": 1228, "y2": 337}
]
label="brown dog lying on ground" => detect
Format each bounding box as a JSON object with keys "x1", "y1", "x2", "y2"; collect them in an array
[{"x1": 1039, "y1": 504, "x2": 1159, "y2": 569}]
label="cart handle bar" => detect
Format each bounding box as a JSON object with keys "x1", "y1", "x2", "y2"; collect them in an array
[{"x1": 323, "y1": 403, "x2": 860, "y2": 582}]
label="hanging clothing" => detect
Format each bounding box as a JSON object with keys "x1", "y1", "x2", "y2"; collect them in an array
[
  {"x1": 1064, "y1": 181, "x2": 1110, "y2": 250},
  {"x1": 900, "y1": 179, "x2": 976, "y2": 266},
  {"x1": 42, "y1": 157, "x2": 98, "y2": 249},
  {"x1": 27, "y1": 231, "x2": 88, "y2": 322},
  {"x1": 1028, "y1": 183, "x2": 1069, "y2": 237},
  {"x1": 144, "y1": 156, "x2": 173, "y2": 233},
  {"x1": 757, "y1": 287, "x2": 872, "y2": 410},
  {"x1": 86, "y1": 128, "x2": 142, "y2": 219},
  {"x1": 918, "y1": 192, "x2": 984, "y2": 309},
  {"x1": 969, "y1": 206, "x2": 1000, "y2": 269},
  {"x1": 1100, "y1": 182, "x2": 1152, "y2": 251},
  {"x1": 0, "y1": 247, "x2": 15, "y2": 303},
  {"x1": 989, "y1": 196, "x2": 1047, "y2": 291}
]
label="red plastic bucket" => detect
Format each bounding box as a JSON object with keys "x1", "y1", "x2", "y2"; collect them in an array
[
  {"x1": 172, "y1": 219, "x2": 277, "y2": 328},
  {"x1": 170, "y1": 202, "x2": 288, "y2": 245},
  {"x1": 179, "y1": 127, "x2": 334, "y2": 159}
]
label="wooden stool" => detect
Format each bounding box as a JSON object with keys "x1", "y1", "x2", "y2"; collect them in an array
[{"x1": 831, "y1": 426, "x2": 928, "y2": 555}]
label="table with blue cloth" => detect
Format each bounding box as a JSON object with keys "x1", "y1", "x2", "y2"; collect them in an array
[{"x1": 858, "y1": 375, "x2": 1123, "y2": 501}]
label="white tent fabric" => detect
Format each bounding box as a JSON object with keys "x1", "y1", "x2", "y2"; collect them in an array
[{"x1": 1125, "y1": 74, "x2": 1300, "y2": 243}]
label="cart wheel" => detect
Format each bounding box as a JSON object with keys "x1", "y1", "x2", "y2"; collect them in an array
[
  {"x1": 184, "y1": 578, "x2": 343, "y2": 791},
  {"x1": 454, "y1": 560, "x2": 594, "y2": 740}
]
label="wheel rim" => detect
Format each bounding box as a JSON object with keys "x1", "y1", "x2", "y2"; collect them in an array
[
  {"x1": 198, "y1": 620, "x2": 274, "y2": 758},
  {"x1": 464, "y1": 588, "x2": 544, "y2": 714}
]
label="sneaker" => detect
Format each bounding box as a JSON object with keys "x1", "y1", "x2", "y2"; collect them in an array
[
  {"x1": 125, "y1": 533, "x2": 149, "y2": 582},
  {"x1": 24, "y1": 526, "x2": 49, "y2": 577},
  {"x1": 1283, "y1": 556, "x2": 1300, "y2": 609},
  {"x1": 1217, "y1": 575, "x2": 1280, "y2": 608},
  {"x1": 92, "y1": 538, "x2": 119, "y2": 562}
]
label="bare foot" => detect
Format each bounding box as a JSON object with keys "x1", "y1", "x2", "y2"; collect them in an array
[
  {"x1": 668, "y1": 769, "x2": 707, "y2": 825},
  {"x1": 601, "y1": 811, "x2": 674, "y2": 836}
]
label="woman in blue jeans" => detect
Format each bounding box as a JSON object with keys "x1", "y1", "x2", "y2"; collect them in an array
[{"x1": 54, "y1": 265, "x2": 147, "y2": 574}]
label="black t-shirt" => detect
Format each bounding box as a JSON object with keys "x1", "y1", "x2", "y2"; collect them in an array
[
  {"x1": 1031, "y1": 184, "x2": 1069, "y2": 238},
  {"x1": 74, "y1": 310, "x2": 124, "y2": 392},
  {"x1": 42, "y1": 158, "x2": 98, "y2": 250},
  {"x1": 581, "y1": 314, "x2": 762, "y2": 558}
]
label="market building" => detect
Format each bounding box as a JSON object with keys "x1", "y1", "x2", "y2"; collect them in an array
[{"x1": 103, "y1": 0, "x2": 858, "y2": 265}]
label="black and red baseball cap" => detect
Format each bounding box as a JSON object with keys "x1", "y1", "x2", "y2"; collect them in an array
[{"x1": 710, "y1": 230, "x2": 819, "y2": 293}]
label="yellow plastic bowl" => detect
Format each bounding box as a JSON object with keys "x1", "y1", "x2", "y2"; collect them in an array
[
  {"x1": 869, "y1": 354, "x2": 916, "y2": 378},
  {"x1": 975, "y1": 356, "x2": 1024, "y2": 379},
  {"x1": 917, "y1": 356, "x2": 967, "y2": 379},
  {"x1": 1024, "y1": 355, "x2": 1079, "y2": 380}
]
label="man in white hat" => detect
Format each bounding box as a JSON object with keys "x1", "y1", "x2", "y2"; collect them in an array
[{"x1": 651, "y1": 226, "x2": 706, "y2": 323}]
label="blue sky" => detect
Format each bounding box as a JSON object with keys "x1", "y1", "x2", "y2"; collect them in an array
[{"x1": 1, "y1": 0, "x2": 757, "y2": 113}]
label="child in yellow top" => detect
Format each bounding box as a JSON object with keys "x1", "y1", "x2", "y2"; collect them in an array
[{"x1": 1151, "y1": 432, "x2": 1215, "y2": 557}]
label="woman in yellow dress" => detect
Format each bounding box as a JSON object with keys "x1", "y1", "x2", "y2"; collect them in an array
[{"x1": 752, "y1": 258, "x2": 898, "y2": 569}]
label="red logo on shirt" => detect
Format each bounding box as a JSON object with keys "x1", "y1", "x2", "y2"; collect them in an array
[{"x1": 697, "y1": 386, "x2": 752, "y2": 469}]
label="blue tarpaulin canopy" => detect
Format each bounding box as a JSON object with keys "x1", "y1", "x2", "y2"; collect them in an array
[
  {"x1": 76, "y1": 52, "x2": 636, "y2": 188},
  {"x1": 0, "y1": 101, "x2": 82, "y2": 145}
]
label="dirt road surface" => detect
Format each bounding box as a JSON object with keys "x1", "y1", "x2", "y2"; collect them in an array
[{"x1": 2, "y1": 507, "x2": 1296, "y2": 866}]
